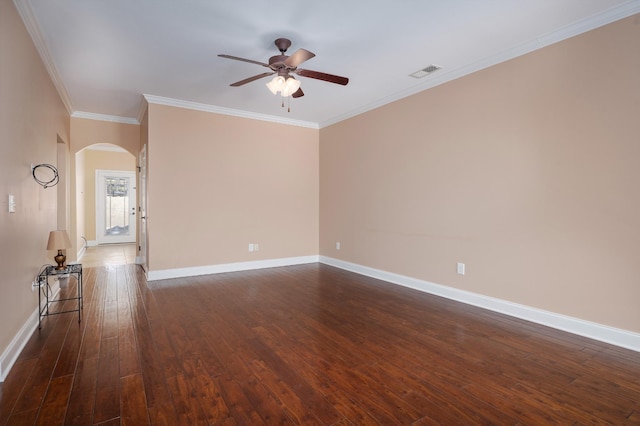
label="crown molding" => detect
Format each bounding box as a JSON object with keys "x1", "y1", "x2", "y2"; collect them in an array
[
  {"x1": 71, "y1": 111, "x2": 139, "y2": 125},
  {"x1": 143, "y1": 94, "x2": 320, "y2": 129},
  {"x1": 136, "y1": 96, "x2": 149, "y2": 124},
  {"x1": 13, "y1": 0, "x2": 74, "y2": 115},
  {"x1": 318, "y1": 1, "x2": 640, "y2": 128}
]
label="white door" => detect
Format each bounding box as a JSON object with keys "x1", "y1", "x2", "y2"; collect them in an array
[
  {"x1": 138, "y1": 145, "x2": 148, "y2": 270},
  {"x1": 96, "y1": 170, "x2": 136, "y2": 244}
]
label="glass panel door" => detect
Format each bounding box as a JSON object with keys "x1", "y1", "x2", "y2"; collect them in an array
[{"x1": 96, "y1": 170, "x2": 136, "y2": 244}]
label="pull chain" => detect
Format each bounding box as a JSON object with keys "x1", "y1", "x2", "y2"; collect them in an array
[{"x1": 280, "y1": 96, "x2": 292, "y2": 113}]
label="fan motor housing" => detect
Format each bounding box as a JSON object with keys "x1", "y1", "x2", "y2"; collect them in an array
[{"x1": 269, "y1": 55, "x2": 289, "y2": 69}]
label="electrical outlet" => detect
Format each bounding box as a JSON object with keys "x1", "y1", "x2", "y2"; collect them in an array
[
  {"x1": 457, "y1": 262, "x2": 465, "y2": 276},
  {"x1": 336, "y1": 242, "x2": 341, "y2": 250},
  {"x1": 31, "y1": 280, "x2": 40, "y2": 292},
  {"x1": 248, "y1": 243, "x2": 254, "y2": 252}
]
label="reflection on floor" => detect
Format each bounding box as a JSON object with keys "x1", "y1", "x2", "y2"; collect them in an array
[{"x1": 80, "y1": 243, "x2": 137, "y2": 267}]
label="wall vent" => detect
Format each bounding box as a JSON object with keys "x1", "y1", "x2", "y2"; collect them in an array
[{"x1": 409, "y1": 65, "x2": 442, "y2": 78}]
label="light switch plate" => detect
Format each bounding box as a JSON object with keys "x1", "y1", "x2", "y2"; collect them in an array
[{"x1": 8, "y1": 195, "x2": 16, "y2": 213}]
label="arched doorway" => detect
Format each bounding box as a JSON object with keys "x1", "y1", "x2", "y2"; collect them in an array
[{"x1": 75, "y1": 143, "x2": 136, "y2": 251}]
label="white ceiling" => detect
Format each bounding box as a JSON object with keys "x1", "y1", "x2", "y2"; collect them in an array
[{"x1": 15, "y1": 0, "x2": 640, "y2": 128}]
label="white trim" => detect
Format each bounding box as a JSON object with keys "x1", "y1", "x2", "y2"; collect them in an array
[
  {"x1": 146, "y1": 255, "x2": 319, "y2": 281},
  {"x1": 76, "y1": 245, "x2": 86, "y2": 261},
  {"x1": 319, "y1": 256, "x2": 640, "y2": 353},
  {"x1": 0, "y1": 310, "x2": 37, "y2": 382},
  {"x1": 71, "y1": 111, "x2": 139, "y2": 125},
  {"x1": 86, "y1": 240, "x2": 98, "y2": 247},
  {"x1": 0, "y1": 281, "x2": 60, "y2": 382},
  {"x1": 143, "y1": 94, "x2": 319, "y2": 129},
  {"x1": 136, "y1": 96, "x2": 149, "y2": 124}
]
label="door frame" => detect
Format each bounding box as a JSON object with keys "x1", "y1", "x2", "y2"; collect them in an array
[{"x1": 136, "y1": 145, "x2": 148, "y2": 270}]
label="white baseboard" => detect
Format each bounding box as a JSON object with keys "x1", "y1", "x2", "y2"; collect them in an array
[
  {"x1": 0, "y1": 281, "x2": 61, "y2": 382},
  {"x1": 0, "y1": 309, "x2": 37, "y2": 382},
  {"x1": 146, "y1": 255, "x2": 320, "y2": 281},
  {"x1": 77, "y1": 245, "x2": 86, "y2": 261},
  {"x1": 320, "y1": 256, "x2": 640, "y2": 353}
]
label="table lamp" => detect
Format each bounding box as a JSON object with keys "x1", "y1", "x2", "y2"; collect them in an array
[{"x1": 47, "y1": 230, "x2": 72, "y2": 270}]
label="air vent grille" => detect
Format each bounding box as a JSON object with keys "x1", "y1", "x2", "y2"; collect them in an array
[{"x1": 409, "y1": 65, "x2": 442, "y2": 78}]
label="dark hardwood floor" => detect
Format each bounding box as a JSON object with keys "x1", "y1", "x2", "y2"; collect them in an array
[{"x1": 1, "y1": 263, "x2": 639, "y2": 425}]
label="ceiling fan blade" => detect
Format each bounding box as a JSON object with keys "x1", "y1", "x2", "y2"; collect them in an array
[
  {"x1": 230, "y1": 72, "x2": 274, "y2": 87},
  {"x1": 284, "y1": 49, "x2": 315, "y2": 68},
  {"x1": 291, "y1": 87, "x2": 304, "y2": 98},
  {"x1": 218, "y1": 54, "x2": 270, "y2": 68},
  {"x1": 295, "y1": 69, "x2": 349, "y2": 86}
]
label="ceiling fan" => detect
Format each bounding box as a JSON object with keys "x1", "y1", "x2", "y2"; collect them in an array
[{"x1": 218, "y1": 38, "x2": 349, "y2": 99}]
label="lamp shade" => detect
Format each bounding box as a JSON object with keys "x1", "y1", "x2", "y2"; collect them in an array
[{"x1": 47, "y1": 230, "x2": 72, "y2": 250}]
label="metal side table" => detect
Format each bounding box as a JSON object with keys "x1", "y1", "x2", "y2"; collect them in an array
[{"x1": 38, "y1": 263, "x2": 83, "y2": 328}]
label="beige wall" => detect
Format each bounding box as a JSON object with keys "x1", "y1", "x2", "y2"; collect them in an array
[
  {"x1": 0, "y1": 0, "x2": 70, "y2": 359},
  {"x1": 81, "y1": 149, "x2": 136, "y2": 241},
  {"x1": 70, "y1": 117, "x2": 140, "y2": 155},
  {"x1": 147, "y1": 103, "x2": 319, "y2": 271},
  {"x1": 320, "y1": 16, "x2": 640, "y2": 333}
]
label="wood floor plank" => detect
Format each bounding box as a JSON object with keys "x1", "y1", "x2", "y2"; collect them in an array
[
  {"x1": 166, "y1": 373, "x2": 209, "y2": 425},
  {"x1": 34, "y1": 375, "x2": 73, "y2": 426},
  {"x1": 10, "y1": 313, "x2": 73, "y2": 415},
  {"x1": 120, "y1": 374, "x2": 149, "y2": 426},
  {"x1": 216, "y1": 374, "x2": 267, "y2": 425},
  {"x1": 0, "y1": 358, "x2": 38, "y2": 421},
  {"x1": 180, "y1": 357, "x2": 231, "y2": 424},
  {"x1": 92, "y1": 337, "x2": 120, "y2": 423},
  {"x1": 2, "y1": 263, "x2": 640, "y2": 424},
  {"x1": 324, "y1": 391, "x2": 379, "y2": 426},
  {"x1": 78, "y1": 268, "x2": 106, "y2": 361},
  {"x1": 63, "y1": 356, "x2": 99, "y2": 426},
  {"x1": 117, "y1": 266, "x2": 139, "y2": 378},
  {"x1": 5, "y1": 408, "x2": 38, "y2": 425}
]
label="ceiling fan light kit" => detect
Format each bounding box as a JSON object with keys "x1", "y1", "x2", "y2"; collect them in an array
[
  {"x1": 266, "y1": 75, "x2": 300, "y2": 97},
  {"x1": 219, "y1": 38, "x2": 349, "y2": 110}
]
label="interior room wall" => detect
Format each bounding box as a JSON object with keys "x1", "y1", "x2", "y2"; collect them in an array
[
  {"x1": 319, "y1": 15, "x2": 640, "y2": 333},
  {"x1": 81, "y1": 149, "x2": 136, "y2": 242},
  {"x1": 146, "y1": 103, "x2": 319, "y2": 273},
  {"x1": 0, "y1": 0, "x2": 70, "y2": 374}
]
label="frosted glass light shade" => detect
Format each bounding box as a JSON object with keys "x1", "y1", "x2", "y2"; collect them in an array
[
  {"x1": 266, "y1": 76, "x2": 286, "y2": 94},
  {"x1": 281, "y1": 77, "x2": 301, "y2": 97}
]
